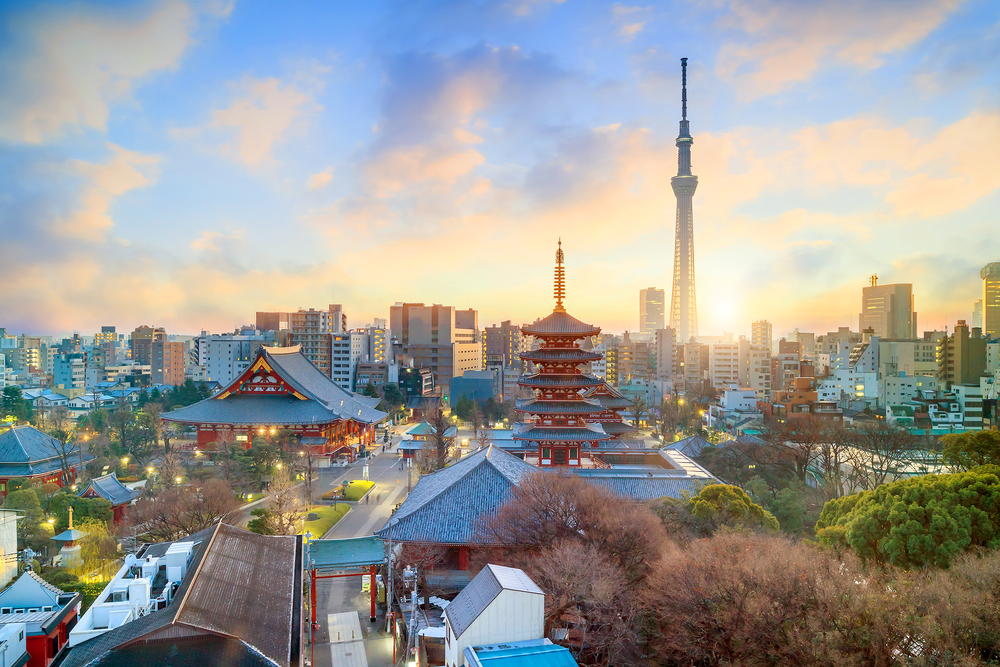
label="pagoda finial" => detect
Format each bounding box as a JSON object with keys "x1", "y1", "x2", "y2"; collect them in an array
[
  {"x1": 68, "y1": 506, "x2": 73, "y2": 531},
  {"x1": 553, "y1": 239, "x2": 566, "y2": 313}
]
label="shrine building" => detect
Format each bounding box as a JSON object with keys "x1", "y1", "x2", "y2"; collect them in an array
[{"x1": 162, "y1": 346, "x2": 387, "y2": 458}]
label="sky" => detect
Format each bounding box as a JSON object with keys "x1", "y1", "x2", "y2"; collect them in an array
[{"x1": 0, "y1": 0, "x2": 998, "y2": 339}]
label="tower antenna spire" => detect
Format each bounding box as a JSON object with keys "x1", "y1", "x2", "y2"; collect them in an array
[
  {"x1": 553, "y1": 238, "x2": 566, "y2": 313},
  {"x1": 681, "y1": 57, "x2": 688, "y2": 121}
]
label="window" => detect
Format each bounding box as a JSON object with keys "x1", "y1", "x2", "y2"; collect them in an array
[
  {"x1": 569, "y1": 448, "x2": 578, "y2": 460},
  {"x1": 541, "y1": 447, "x2": 551, "y2": 459},
  {"x1": 42, "y1": 606, "x2": 53, "y2": 612},
  {"x1": 0, "y1": 607, "x2": 10, "y2": 614}
]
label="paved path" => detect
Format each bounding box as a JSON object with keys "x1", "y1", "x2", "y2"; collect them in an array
[{"x1": 312, "y1": 429, "x2": 410, "y2": 667}]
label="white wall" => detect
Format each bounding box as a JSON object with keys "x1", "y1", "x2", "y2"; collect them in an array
[{"x1": 445, "y1": 590, "x2": 544, "y2": 667}]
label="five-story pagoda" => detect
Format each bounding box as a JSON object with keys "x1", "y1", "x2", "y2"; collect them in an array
[{"x1": 514, "y1": 242, "x2": 610, "y2": 466}]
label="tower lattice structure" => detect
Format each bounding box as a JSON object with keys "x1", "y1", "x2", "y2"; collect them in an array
[{"x1": 669, "y1": 57, "x2": 699, "y2": 344}]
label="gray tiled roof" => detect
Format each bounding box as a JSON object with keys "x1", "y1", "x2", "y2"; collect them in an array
[
  {"x1": 78, "y1": 473, "x2": 140, "y2": 506},
  {"x1": 0, "y1": 425, "x2": 91, "y2": 478},
  {"x1": 512, "y1": 423, "x2": 610, "y2": 442},
  {"x1": 582, "y1": 475, "x2": 713, "y2": 500},
  {"x1": 515, "y1": 399, "x2": 604, "y2": 415},
  {"x1": 374, "y1": 446, "x2": 536, "y2": 545},
  {"x1": 665, "y1": 434, "x2": 713, "y2": 458},
  {"x1": 519, "y1": 349, "x2": 602, "y2": 362},
  {"x1": 445, "y1": 565, "x2": 542, "y2": 639},
  {"x1": 163, "y1": 347, "x2": 386, "y2": 427},
  {"x1": 521, "y1": 311, "x2": 600, "y2": 336}
]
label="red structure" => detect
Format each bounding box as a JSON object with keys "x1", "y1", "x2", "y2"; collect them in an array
[
  {"x1": 513, "y1": 241, "x2": 612, "y2": 466},
  {"x1": 163, "y1": 346, "x2": 387, "y2": 458},
  {"x1": 0, "y1": 426, "x2": 91, "y2": 496},
  {"x1": 76, "y1": 473, "x2": 139, "y2": 523}
]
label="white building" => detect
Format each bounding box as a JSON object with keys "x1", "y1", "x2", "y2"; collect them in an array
[
  {"x1": 0, "y1": 512, "x2": 15, "y2": 591},
  {"x1": 70, "y1": 540, "x2": 196, "y2": 646},
  {"x1": 708, "y1": 342, "x2": 740, "y2": 390},
  {"x1": 882, "y1": 375, "x2": 938, "y2": 406},
  {"x1": 0, "y1": 623, "x2": 27, "y2": 667},
  {"x1": 195, "y1": 333, "x2": 265, "y2": 386},
  {"x1": 0, "y1": 355, "x2": 5, "y2": 390},
  {"x1": 817, "y1": 370, "x2": 878, "y2": 403},
  {"x1": 331, "y1": 331, "x2": 367, "y2": 391},
  {"x1": 444, "y1": 565, "x2": 545, "y2": 667}
]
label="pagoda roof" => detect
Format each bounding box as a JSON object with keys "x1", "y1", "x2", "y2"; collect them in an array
[
  {"x1": 52, "y1": 528, "x2": 87, "y2": 542},
  {"x1": 521, "y1": 311, "x2": 600, "y2": 337},
  {"x1": 512, "y1": 422, "x2": 611, "y2": 442},
  {"x1": 599, "y1": 421, "x2": 636, "y2": 435},
  {"x1": 163, "y1": 346, "x2": 387, "y2": 426},
  {"x1": 519, "y1": 348, "x2": 602, "y2": 362},
  {"x1": 582, "y1": 385, "x2": 634, "y2": 408},
  {"x1": 515, "y1": 398, "x2": 604, "y2": 414},
  {"x1": 519, "y1": 374, "x2": 604, "y2": 388}
]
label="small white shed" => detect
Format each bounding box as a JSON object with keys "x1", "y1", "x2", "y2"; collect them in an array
[{"x1": 443, "y1": 564, "x2": 545, "y2": 667}]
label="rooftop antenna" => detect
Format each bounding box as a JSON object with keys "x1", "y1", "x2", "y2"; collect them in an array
[
  {"x1": 681, "y1": 57, "x2": 688, "y2": 121},
  {"x1": 871, "y1": 274, "x2": 878, "y2": 287}
]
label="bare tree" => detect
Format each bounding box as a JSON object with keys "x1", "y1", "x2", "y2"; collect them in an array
[
  {"x1": 844, "y1": 422, "x2": 919, "y2": 491},
  {"x1": 126, "y1": 478, "x2": 242, "y2": 541},
  {"x1": 261, "y1": 468, "x2": 301, "y2": 535},
  {"x1": 762, "y1": 417, "x2": 828, "y2": 485},
  {"x1": 424, "y1": 407, "x2": 455, "y2": 471},
  {"x1": 46, "y1": 428, "x2": 78, "y2": 486},
  {"x1": 295, "y1": 447, "x2": 318, "y2": 510},
  {"x1": 49, "y1": 405, "x2": 71, "y2": 431}
]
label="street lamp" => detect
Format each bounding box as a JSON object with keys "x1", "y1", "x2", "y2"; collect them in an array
[
  {"x1": 122, "y1": 457, "x2": 129, "y2": 465},
  {"x1": 175, "y1": 477, "x2": 182, "y2": 484}
]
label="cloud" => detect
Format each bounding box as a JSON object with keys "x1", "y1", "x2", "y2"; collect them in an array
[
  {"x1": 0, "y1": 1, "x2": 199, "y2": 143},
  {"x1": 714, "y1": 0, "x2": 966, "y2": 99},
  {"x1": 190, "y1": 230, "x2": 245, "y2": 253},
  {"x1": 307, "y1": 168, "x2": 335, "y2": 190},
  {"x1": 177, "y1": 76, "x2": 320, "y2": 166},
  {"x1": 612, "y1": 4, "x2": 651, "y2": 41},
  {"x1": 59, "y1": 144, "x2": 160, "y2": 241},
  {"x1": 503, "y1": 0, "x2": 565, "y2": 18},
  {"x1": 793, "y1": 111, "x2": 1000, "y2": 217},
  {"x1": 365, "y1": 145, "x2": 485, "y2": 196}
]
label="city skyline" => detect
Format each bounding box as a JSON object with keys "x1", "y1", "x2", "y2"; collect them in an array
[{"x1": 1, "y1": 0, "x2": 998, "y2": 338}]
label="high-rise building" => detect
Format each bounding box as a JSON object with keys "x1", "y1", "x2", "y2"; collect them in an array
[
  {"x1": 708, "y1": 342, "x2": 740, "y2": 389},
  {"x1": 151, "y1": 340, "x2": 186, "y2": 386},
  {"x1": 195, "y1": 332, "x2": 266, "y2": 385},
  {"x1": 860, "y1": 278, "x2": 917, "y2": 339},
  {"x1": 289, "y1": 305, "x2": 346, "y2": 377},
  {"x1": 618, "y1": 333, "x2": 651, "y2": 383},
  {"x1": 973, "y1": 299, "x2": 984, "y2": 330},
  {"x1": 936, "y1": 320, "x2": 987, "y2": 387},
  {"x1": 668, "y1": 58, "x2": 699, "y2": 344},
  {"x1": 94, "y1": 326, "x2": 117, "y2": 346},
  {"x1": 654, "y1": 328, "x2": 676, "y2": 382},
  {"x1": 255, "y1": 311, "x2": 292, "y2": 332},
  {"x1": 751, "y1": 320, "x2": 772, "y2": 352},
  {"x1": 639, "y1": 288, "x2": 665, "y2": 338},
  {"x1": 130, "y1": 326, "x2": 166, "y2": 365},
  {"x1": 390, "y1": 302, "x2": 482, "y2": 398},
  {"x1": 982, "y1": 263, "x2": 1000, "y2": 338},
  {"x1": 484, "y1": 321, "x2": 523, "y2": 371}
]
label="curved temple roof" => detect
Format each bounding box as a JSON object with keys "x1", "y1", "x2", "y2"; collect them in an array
[{"x1": 163, "y1": 346, "x2": 387, "y2": 426}]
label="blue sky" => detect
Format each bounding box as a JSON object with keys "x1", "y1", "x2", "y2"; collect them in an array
[{"x1": 0, "y1": 0, "x2": 998, "y2": 337}]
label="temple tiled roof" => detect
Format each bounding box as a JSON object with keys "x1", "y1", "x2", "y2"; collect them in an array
[
  {"x1": 518, "y1": 374, "x2": 604, "y2": 388},
  {"x1": 515, "y1": 399, "x2": 604, "y2": 414},
  {"x1": 374, "y1": 446, "x2": 536, "y2": 545},
  {"x1": 78, "y1": 473, "x2": 140, "y2": 506},
  {"x1": 598, "y1": 421, "x2": 636, "y2": 435},
  {"x1": 519, "y1": 349, "x2": 602, "y2": 362},
  {"x1": 579, "y1": 474, "x2": 714, "y2": 500},
  {"x1": 665, "y1": 434, "x2": 713, "y2": 458},
  {"x1": 521, "y1": 311, "x2": 600, "y2": 336},
  {"x1": 164, "y1": 346, "x2": 386, "y2": 426},
  {"x1": 0, "y1": 425, "x2": 92, "y2": 478},
  {"x1": 512, "y1": 423, "x2": 610, "y2": 442}
]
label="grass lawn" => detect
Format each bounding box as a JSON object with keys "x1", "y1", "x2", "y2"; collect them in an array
[
  {"x1": 344, "y1": 480, "x2": 374, "y2": 501},
  {"x1": 299, "y1": 504, "x2": 351, "y2": 539}
]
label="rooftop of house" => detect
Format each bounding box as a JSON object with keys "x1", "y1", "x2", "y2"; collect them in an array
[{"x1": 445, "y1": 565, "x2": 543, "y2": 639}]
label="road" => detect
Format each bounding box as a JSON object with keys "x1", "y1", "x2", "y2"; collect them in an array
[{"x1": 311, "y1": 429, "x2": 416, "y2": 667}]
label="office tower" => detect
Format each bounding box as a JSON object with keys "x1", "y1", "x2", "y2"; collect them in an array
[
  {"x1": 639, "y1": 288, "x2": 665, "y2": 338},
  {"x1": 130, "y1": 326, "x2": 166, "y2": 365},
  {"x1": 669, "y1": 57, "x2": 699, "y2": 344},
  {"x1": 389, "y1": 302, "x2": 482, "y2": 397},
  {"x1": 936, "y1": 320, "x2": 987, "y2": 387},
  {"x1": 751, "y1": 320, "x2": 772, "y2": 351},
  {"x1": 983, "y1": 263, "x2": 1000, "y2": 338},
  {"x1": 860, "y1": 277, "x2": 916, "y2": 339}
]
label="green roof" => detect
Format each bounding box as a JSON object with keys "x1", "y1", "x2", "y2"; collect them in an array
[
  {"x1": 307, "y1": 536, "x2": 385, "y2": 570},
  {"x1": 467, "y1": 641, "x2": 578, "y2": 666}
]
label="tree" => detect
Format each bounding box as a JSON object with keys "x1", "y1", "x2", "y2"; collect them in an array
[
  {"x1": 379, "y1": 383, "x2": 404, "y2": 417},
  {"x1": 422, "y1": 407, "x2": 454, "y2": 472},
  {"x1": 480, "y1": 472, "x2": 668, "y2": 586},
  {"x1": 48, "y1": 405, "x2": 71, "y2": 431},
  {"x1": 362, "y1": 382, "x2": 380, "y2": 399},
  {"x1": 845, "y1": 421, "x2": 920, "y2": 491},
  {"x1": 1, "y1": 386, "x2": 31, "y2": 423},
  {"x1": 815, "y1": 466, "x2": 1000, "y2": 568},
  {"x1": 47, "y1": 428, "x2": 82, "y2": 486},
  {"x1": 761, "y1": 416, "x2": 828, "y2": 484},
  {"x1": 126, "y1": 478, "x2": 241, "y2": 541},
  {"x1": 48, "y1": 495, "x2": 113, "y2": 533},
  {"x1": 451, "y1": 395, "x2": 474, "y2": 423},
  {"x1": 631, "y1": 396, "x2": 648, "y2": 428},
  {"x1": 4, "y1": 488, "x2": 43, "y2": 548},
  {"x1": 942, "y1": 430, "x2": 1000, "y2": 471},
  {"x1": 108, "y1": 409, "x2": 135, "y2": 453},
  {"x1": 254, "y1": 468, "x2": 300, "y2": 535},
  {"x1": 687, "y1": 484, "x2": 779, "y2": 532}
]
